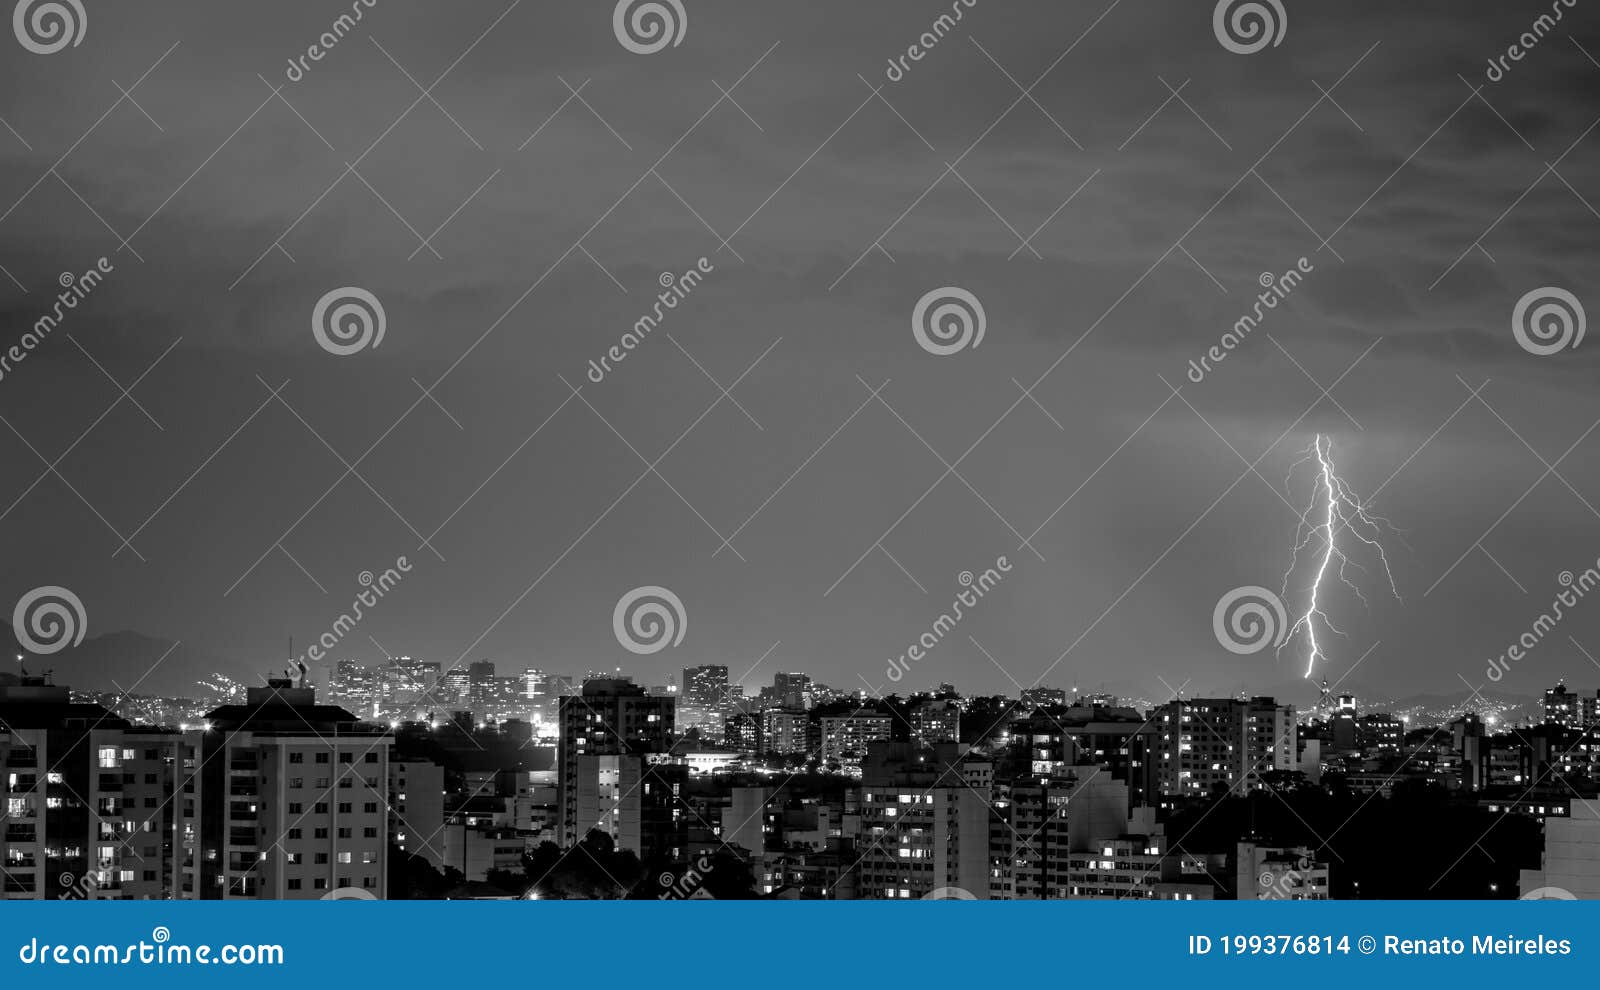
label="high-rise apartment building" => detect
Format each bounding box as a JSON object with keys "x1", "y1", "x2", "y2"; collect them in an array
[
  {"x1": 857, "y1": 743, "x2": 990, "y2": 899},
  {"x1": 0, "y1": 677, "x2": 182, "y2": 900},
  {"x1": 1152, "y1": 697, "x2": 1295, "y2": 799},
  {"x1": 557, "y1": 679, "x2": 674, "y2": 849},
  {"x1": 187, "y1": 678, "x2": 392, "y2": 899}
]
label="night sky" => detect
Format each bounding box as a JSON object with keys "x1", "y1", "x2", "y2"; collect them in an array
[{"x1": 3, "y1": 0, "x2": 1599, "y2": 708}]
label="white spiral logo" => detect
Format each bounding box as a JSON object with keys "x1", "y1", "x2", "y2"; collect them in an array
[
  {"x1": 613, "y1": 0, "x2": 686, "y2": 55},
  {"x1": 1212, "y1": 585, "x2": 1287, "y2": 655},
  {"x1": 613, "y1": 585, "x2": 687, "y2": 655},
  {"x1": 921, "y1": 886, "x2": 977, "y2": 900},
  {"x1": 312, "y1": 287, "x2": 387, "y2": 356},
  {"x1": 12, "y1": 585, "x2": 86, "y2": 655},
  {"x1": 1512, "y1": 287, "x2": 1585, "y2": 356},
  {"x1": 151, "y1": 926, "x2": 171, "y2": 943},
  {"x1": 912, "y1": 287, "x2": 986, "y2": 356},
  {"x1": 321, "y1": 886, "x2": 378, "y2": 900},
  {"x1": 1520, "y1": 886, "x2": 1576, "y2": 900},
  {"x1": 13, "y1": 0, "x2": 85, "y2": 55},
  {"x1": 1213, "y1": 0, "x2": 1286, "y2": 55}
]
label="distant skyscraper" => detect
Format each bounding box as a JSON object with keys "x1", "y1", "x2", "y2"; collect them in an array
[
  {"x1": 683, "y1": 665, "x2": 730, "y2": 709},
  {"x1": 522, "y1": 668, "x2": 547, "y2": 702},
  {"x1": 774, "y1": 672, "x2": 812, "y2": 710}
]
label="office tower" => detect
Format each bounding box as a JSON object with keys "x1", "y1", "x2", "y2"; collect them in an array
[
  {"x1": 557, "y1": 679, "x2": 675, "y2": 850},
  {"x1": 188, "y1": 678, "x2": 392, "y2": 899},
  {"x1": 1151, "y1": 697, "x2": 1295, "y2": 799},
  {"x1": 680, "y1": 665, "x2": 731, "y2": 739},
  {"x1": 333, "y1": 659, "x2": 380, "y2": 716},
  {"x1": 683, "y1": 665, "x2": 730, "y2": 709},
  {"x1": 441, "y1": 669, "x2": 470, "y2": 705},
  {"x1": 724, "y1": 713, "x2": 763, "y2": 755},
  {"x1": 389, "y1": 759, "x2": 445, "y2": 867},
  {"x1": 522, "y1": 668, "x2": 544, "y2": 699},
  {"x1": 857, "y1": 743, "x2": 990, "y2": 899},
  {"x1": 380, "y1": 657, "x2": 442, "y2": 715},
  {"x1": 0, "y1": 676, "x2": 182, "y2": 900},
  {"x1": 774, "y1": 672, "x2": 812, "y2": 710}
]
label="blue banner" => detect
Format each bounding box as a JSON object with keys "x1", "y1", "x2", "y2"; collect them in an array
[{"x1": 1, "y1": 901, "x2": 1591, "y2": 986}]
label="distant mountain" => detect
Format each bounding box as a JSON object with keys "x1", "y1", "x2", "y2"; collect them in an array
[{"x1": 7, "y1": 629, "x2": 254, "y2": 698}]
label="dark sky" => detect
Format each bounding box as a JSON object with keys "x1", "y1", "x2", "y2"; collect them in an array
[{"x1": 3, "y1": 0, "x2": 1600, "y2": 708}]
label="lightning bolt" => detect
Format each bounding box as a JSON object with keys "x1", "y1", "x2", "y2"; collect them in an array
[{"x1": 1279, "y1": 434, "x2": 1400, "y2": 678}]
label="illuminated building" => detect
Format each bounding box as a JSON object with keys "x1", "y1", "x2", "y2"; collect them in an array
[
  {"x1": 857, "y1": 743, "x2": 990, "y2": 899},
  {"x1": 189, "y1": 678, "x2": 392, "y2": 899},
  {"x1": 557, "y1": 679, "x2": 674, "y2": 850},
  {"x1": 0, "y1": 676, "x2": 182, "y2": 900}
]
